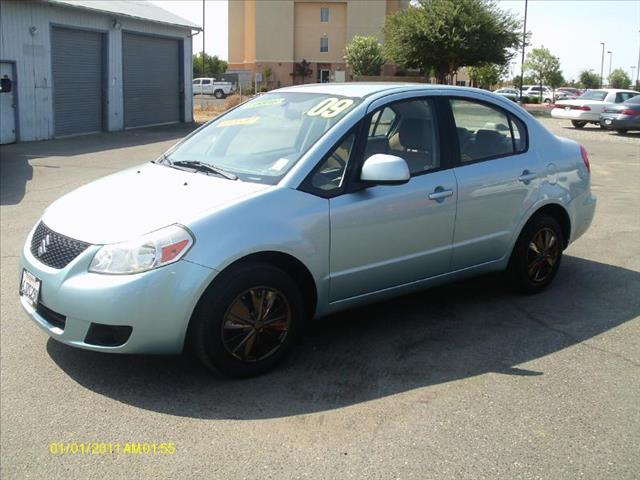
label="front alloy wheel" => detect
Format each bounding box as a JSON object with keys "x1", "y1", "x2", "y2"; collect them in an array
[
  {"x1": 221, "y1": 287, "x2": 292, "y2": 362},
  {"x1": 189, "y1": 262, "x2": 303, "y2": 377}
]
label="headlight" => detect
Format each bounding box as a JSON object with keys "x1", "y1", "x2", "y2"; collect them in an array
[{"x1": 89, "y1": 225, "x2": 194, "y2": 275}]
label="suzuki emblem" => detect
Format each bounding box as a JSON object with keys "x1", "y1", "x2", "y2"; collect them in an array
[{"x1": 38, "y1": 234, "x2": 51, "y2": 256}]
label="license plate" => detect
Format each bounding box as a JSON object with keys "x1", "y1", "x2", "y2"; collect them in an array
[
  {"x1": 604, "y1": 119, "x2": 612, "y2": 125},
  {"x1": 20, "y1": 269, "x2": 41, "y2": 308}
]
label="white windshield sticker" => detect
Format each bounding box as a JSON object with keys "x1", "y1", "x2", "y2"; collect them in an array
[
  {"x1": 244, "y1": 97, "x2": 286, "y2": 109},
  {"x1": 216, "y1": 116, "x2": 260, "y2": 128},
  {"x1": 306, "y1": 98, "x2": 355, "y2": 118},
  {"x1": 269, "y1": 158, "x2": 290, "y2": 172}
]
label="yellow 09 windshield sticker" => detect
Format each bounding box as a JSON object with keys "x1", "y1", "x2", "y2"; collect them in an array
[
  {"x1": 306, "y1": 98, "x2": 355, "y2": 118},
  {"x1": 216, "y1": 116, "x2": 260, "y2": 128}
]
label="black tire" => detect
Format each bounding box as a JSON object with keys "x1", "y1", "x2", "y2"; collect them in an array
[
  {"x1": 598, "y1": 122, "x2": 606, "y2": 129},
  {"x1": 571, "y1": 120, "x2": 587, "y2": 128},
  {"x1": 544, "y1": 98, "x2": 552, "y2": 104},
  {"x1": 507, "y1": 214, "x2": 564, "y2": 294},
  {"x1": 214, "y1": 89, "x2": 224, "y2": 99},
  {"x1": 188, "y1": 262, "x2": 304, "y2": 378}
]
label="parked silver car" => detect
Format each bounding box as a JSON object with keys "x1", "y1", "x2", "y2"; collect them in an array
[{"x1": 20, "y1": 83, "x2": 596, "y2": 377}]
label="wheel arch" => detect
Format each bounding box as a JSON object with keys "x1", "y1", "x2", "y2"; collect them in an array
[{"x1": 520, "y1": 203, "x2": 571, "y2": 249}]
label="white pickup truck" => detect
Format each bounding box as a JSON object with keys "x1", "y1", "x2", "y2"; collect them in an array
[{"x1": 192, "y1": 78, "x2": 235, "y2": 99}]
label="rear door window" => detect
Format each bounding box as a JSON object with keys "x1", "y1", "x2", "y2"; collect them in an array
[{"x1": 450, "y1": 98, "x2": 527, "y2": 162}]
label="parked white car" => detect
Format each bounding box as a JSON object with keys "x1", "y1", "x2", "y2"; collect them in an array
[
  {"x1": 193, "y1": 78, "x2": 235, "y2": 99},
  {"x1": 522, "y1": 85, "x2": 554, "y2": 103},
  {"x1": 493, "y1": 88, "x2": 520, "y2": 102},
  {"x1": 551, "y1": 89, "x2": 639, "y2": 128}
]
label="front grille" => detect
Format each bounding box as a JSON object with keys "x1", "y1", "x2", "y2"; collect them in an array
[
  {"x1": 30, "y1": 222, "x2": 90, "y2": 269},
  {"x1": 36, "y1": 303, "x2": 66, "y2": 330}
]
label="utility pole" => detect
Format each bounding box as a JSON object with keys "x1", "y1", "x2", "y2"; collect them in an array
[
  {"x1": 607, "y1": 51, "x2": 612, "y2": 86},
  {"x1": 636, "y1": 29, "x2": 640, "y2": 87},
  {"x1": 202, "y1": 0, "x2": 205, "y2": 76},
  {"x1": 518, "y1": 0, "x2": 528, "y2": 103},
  {"x1": 599, "y1": 42, "x2": 605, "y2": 89}
]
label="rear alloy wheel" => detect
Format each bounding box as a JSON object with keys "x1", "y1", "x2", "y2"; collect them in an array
[
  {"x1": 571, "y1": 120, "x2": 587, "y2": 129},
  {"x1": 507, "y1": 214, "x2": 564, "y2": 294},
  {"x1": 214, "y1": 89, "x2": 224, "y2": 99},
  {"x1": 188, "y1": 262, "x2": 303, "y2": 378}
]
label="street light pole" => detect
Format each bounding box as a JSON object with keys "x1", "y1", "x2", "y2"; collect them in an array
[
  {"x1": 519, "y1": 0, "x2": 528, "y2": 103},
  {"x1": 636, "y1": 29, "x2": 640, "y2": 87},
  {"x1": 607, "y1": 51, "x2": 612, "y2": 86},
  {"x1": 599, "y1": 42, "x2": 605, "y2": 89},
  {"x1": 202, "y1": 0, "x2": 205, "y2": 76}
]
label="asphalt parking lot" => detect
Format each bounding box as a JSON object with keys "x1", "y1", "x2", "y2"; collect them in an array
[{"x1": 0, "y1": 118, "x2": 638, "y2": 479}]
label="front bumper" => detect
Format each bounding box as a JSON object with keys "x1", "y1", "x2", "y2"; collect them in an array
[
  {"x1": 551, "y1": 108, "x2": 599, "y2": 122},
  {"x1": 598, "y1": 113, "x2": 640, "y2": 130},
  {"x1": 20, "y1": 229, "x2": 216, "y2": 354}
]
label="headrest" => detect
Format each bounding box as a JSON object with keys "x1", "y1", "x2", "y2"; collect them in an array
[{"x1": 399, "y1": 119, "x2": 432, "y2": 151}]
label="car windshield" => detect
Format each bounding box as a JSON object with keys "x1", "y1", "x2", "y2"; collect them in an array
[
  {"x1": 579, "y1": 90, "x2": 607, "y2": 101},
  {"x1": 627, "y1": 95, "x2": 640, "y2": 104},
  {"x1": 164, "y1": 92, "x2": 361, "y2": 184}
]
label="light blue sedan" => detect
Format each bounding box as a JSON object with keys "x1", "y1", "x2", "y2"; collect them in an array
[{"x1": 20, "y1": 83, "x2": 596, "y2": 377}]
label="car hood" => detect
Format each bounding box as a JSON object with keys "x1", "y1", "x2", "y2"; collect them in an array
[{"x1": 41, "y1": 163, "x2": 270, "y2": 244}]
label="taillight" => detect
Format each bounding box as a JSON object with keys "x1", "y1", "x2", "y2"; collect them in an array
[
  {"x1": 580, "y1": 145, "x2": 590, "y2": 174},
  {"x1": 621, "y1": 108, "x2": 639, "y2": 116},
  {"x1": 576, "y1": 105, "x2": 591, "y2": 111}
]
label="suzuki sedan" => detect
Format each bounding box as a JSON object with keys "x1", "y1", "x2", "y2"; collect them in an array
[{"x1": 20, "y1": 83, "x2": 596, "y2": 377}]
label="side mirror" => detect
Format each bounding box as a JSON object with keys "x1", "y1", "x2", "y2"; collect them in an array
[{"x1": 360, "y1": 154, "x2": 410, "y2": 186}]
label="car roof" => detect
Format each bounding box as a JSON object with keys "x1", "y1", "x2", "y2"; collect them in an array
[{"x1": 276, "y1": 82, "x2": 474, "y2": 98}]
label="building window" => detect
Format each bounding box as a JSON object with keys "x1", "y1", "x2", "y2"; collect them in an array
[
  {"x1": 456, "y1": 80, "x2": 466, "y2": 86},
  {"x1": 320, "y1": 7, "x2": 329, "y2": 22},
  {"x1": 320, "y1": 37, "x2": 329, "y2": 53}
]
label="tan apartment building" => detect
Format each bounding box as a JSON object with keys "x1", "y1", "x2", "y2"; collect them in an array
[{"x1": 228, "y1": 0, "x2": 409, "y2": 87}]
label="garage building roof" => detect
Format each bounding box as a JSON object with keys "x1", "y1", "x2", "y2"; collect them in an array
[{"x1": 47, "y1": 0, "x2": 201, "y2": 30}]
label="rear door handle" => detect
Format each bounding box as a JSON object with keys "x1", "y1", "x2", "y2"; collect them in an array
[
  {"x1": 428, "y1": 188, "x2": 454, "y2": 201},
  {"x1": 518, "y1": 170, "x2": 538, "y2": 184}
]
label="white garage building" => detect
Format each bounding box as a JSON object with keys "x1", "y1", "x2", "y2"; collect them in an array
[{"x1": 0, "y1": 0, "x2": 200, "y2": 143}]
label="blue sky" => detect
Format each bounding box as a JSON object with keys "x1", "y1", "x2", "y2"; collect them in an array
[{"x1": 152, "y1": 0, "x2": 640, "y2": 82}]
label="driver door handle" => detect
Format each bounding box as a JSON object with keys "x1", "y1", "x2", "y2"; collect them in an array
[{"x1": 428, "y1": 188, "x2": 454, "y2": 201}]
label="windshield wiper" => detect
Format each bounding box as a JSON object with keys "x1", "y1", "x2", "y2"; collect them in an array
[{"x1": 169, "y1": 160, "x2": 238, "y2": 180}]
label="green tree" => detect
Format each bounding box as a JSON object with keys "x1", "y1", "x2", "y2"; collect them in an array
[
  {"x1": 383, "y1": 0, "x2": 521, "y2": 83},
  {"x1": 193, "y1": 53, "x2": 228, "y2": 78},
  {"x1": 512, "y1": 74, "x2": 536, "y2": 90},
  {"x1": 292, "y1": 59, "x2": 312, "y2": 84},
  {"x1": 579, "y1": 70, "x2": 600, "y2": 89},
  {"x1": 468, "y1": 63, "x2": 508, "y2": 89},
  {"x1": 263, "y1": 66, "x2": 273, "y2": 82},
  {"x1": 344, "y1": 35, "x2": 386, "y2": 76},
  {"x1": 608, "y1": 68, "x2": 631, "y2": 89},
  {"x1": 524, "y1": 47, "x2": 563, "y2": 98}
]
